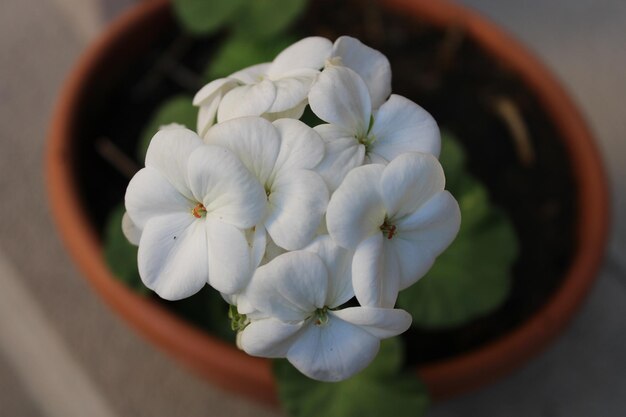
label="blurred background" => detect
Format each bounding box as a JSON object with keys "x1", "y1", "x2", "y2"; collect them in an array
[{"x1": 0, "y1": 0, "x2": 624, "y2": 416}]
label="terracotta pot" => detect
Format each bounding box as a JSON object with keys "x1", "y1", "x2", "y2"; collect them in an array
[{"x1": 46, "y1": 0, "x2": 609, "y2": 406}]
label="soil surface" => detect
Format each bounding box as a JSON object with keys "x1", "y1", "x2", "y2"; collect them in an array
[{"x1": 73, "y1": 0, "x2": 576, "y2": 365}]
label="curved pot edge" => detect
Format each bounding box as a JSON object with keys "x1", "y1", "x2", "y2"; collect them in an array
[{"x1": 45, "y1": 0, "x2": 610, "y2": 405}]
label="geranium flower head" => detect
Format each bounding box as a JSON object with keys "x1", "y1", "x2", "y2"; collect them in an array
[
  {"x1": 309, "y1": 66, "x2": 440, "y2": 190},
  {"x1": 239, "y1": 239, "x2": 411, "y2": 382},
  {"x1": 124, "y1": 127, "x2": 266, "y2": 299},
  {"x1": 204, "y1": 116, "x2": 329, "y2": 251},
  {"x1": 122, "y1": 34, "x2": 462, "y2": 385},
  {"x1": 326, "y1": 152, "x2": 461, "y2": 307}
]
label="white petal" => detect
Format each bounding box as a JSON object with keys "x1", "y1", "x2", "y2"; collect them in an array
[
  {"x1": 364, "y1": 151, "x2": 388, "y2": 165},
  {"x1": 314, "y1": 124, "x2": 365, "y2": 192},
  {"x1": 326, "y1": 164, "x2": 386, "y2": 249},
  {"x1": 265, "y1": 170, "x2": 329, "y2": 250},
  {"x1": 205, "y1": 218, "x2": 253, "y2": 295},
  {"x1": 386, "y1": 237, "x2": 434, "y2": 291},
  {"x1": 138, "y1": 213, "x2": 207, "y2": 300},
  {"x1": 352, "y1": 233, "x2": 401, "y2": 308},
  {"x1": 263, "y1": 99, "x2": 308, "y2": 122},
  {"x1": 395, "y1": 191, "x2": 461, "y2": 289},
  {"x1": 144, "y1": 127, "x2": 203, "y2": 200},
  {"x1": 240, "y1": 318, "x2": 304, "y2": 358},
  {"x1": 217, "y1": 80, "x2": 277, "y2": 122},
  {"x1": 197, "y1": 97, "x2": 220, "y2": 138},
  {"x1": 287, "y1": 316, "x2": 379, "y2": 382},
  {"x1": 268, "y1": 69, "x2": 318, "y2": 113},
  {"x1": 122, "y1": 211, "x2": 141, "y2": 245},
  {"x1": 204, "y1": 116, "x2": 280, "y2": 185},
  {"x1": 268, "y1": 36, "x2": 332, "y2": 76},
  {"x1": 247, "y1": 251, "x2": 328, "y2": 321},
  {"x1": 331, "y1": 36, "x2": 391, "y2": 109},
  {"x1": 225, "y1": 290, "x2": 267, "y2": 319},
  {"x1": 303, "y1": 235, "x2": 354, "y2": 308},
  {"x1": 370, "y1": 95, "x2": 441, "y2": 160},
  {"x1": 308, "y1": 66, "x2": 371, "y2": 135},
  {"x1": 187, "y1": 145, "x2": 266, "y2": 228},
  {"x1": 380, "y1": 152, "x2": 446, "y2": 219},
  {"x1": 272, "y1": 118, "x2": 324, "y2": 174},
  {"x1": 229, "y1": 63, "x2": 271, "y2": 83},
  {"x1": 262, "y1": 234, "x2": 287, "y2": 265},
  {"x1": 331, "y1": 307, "x2": 412, "y2": 339},
  {"x1": 159, "y1": 122, "x2": 186, "y2": 131},
  {"x1": 193, "y1": 77, "x2": 238, "y2": 106},
  {"x1": 125, "y1": 167, "x2": 192, "y2": 229},
  {"x1": 232, "y1": 293, "x2": 259, "y2": 317},
  {"x1": 248, "y1": 225, "x2": 267, "y2": 269}
]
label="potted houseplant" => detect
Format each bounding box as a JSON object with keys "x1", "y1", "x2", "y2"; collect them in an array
[{"x1": 46, "y1": 0, "x2": 608, "y2": 414}]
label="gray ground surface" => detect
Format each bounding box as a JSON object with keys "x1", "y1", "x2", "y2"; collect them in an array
[{"x1": 0, "y1": 0, "x2": 624, "y2": 416}]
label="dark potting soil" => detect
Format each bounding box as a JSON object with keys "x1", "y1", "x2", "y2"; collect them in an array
[{"x1": 73, "y1": 1, "x2": 576, "y2": 366}]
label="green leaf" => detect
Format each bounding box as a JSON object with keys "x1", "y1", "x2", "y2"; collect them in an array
[
  {"x1": 103, "y1": 204, "x2": 149, "y2": 294},
  {"x1": 397, "y1": 134, "x2": 519, "y2": 329},
  {"x1": 172, "y1": 0, "x2": 245, "y2": 35},
  {"x1": 232, "y1": 0, "x2": 308, "y2": 39},
  {"x1": 205, "y1": 34, "x2": 296, "y2": 80},
  {"x1": 274, "y1": 338, "x2": 429, "y2": 417},
  {"x1": 453, "y1": 175, "x2": 491, "y2": 231},
  {"x1": 358, "y1": 338, "x2": 403, "y2": 378},
  {"x1": 438, "y1": 130, "x2": 466, "y2": 190},
  {"x1": 137, "y1": 95, "x2": 197, "y2": 161}
]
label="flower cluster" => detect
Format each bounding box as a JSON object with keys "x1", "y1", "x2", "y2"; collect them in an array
[{"x1": 123, "y1": 36, "x2": 461, "y2": 382}]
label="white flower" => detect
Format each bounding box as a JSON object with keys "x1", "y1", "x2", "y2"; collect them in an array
[
  {"x1": 124, "y1": 128, "x2": 266, "y2": 299},
  {"x1": 193, "y1": 37, "x2": 333, "y2": 136},
  {"x1": 223, "y1": 228, "x2": 287, "y2": 317},
  {"x1": 121, "y1": 211, "x2": 141, "y2": 245},
  {"x1": 327, "y1": 35, "x2": 392, "y2": 109},
  {"x1": 239, "y1": 238, "x2": 412, "y2": 382},
  {"x1": 309, "y1": 66, "x2": 440, "y2": 190},
  {"x1": 326, "y1": 152, "x2": 461, "y2": 308},
  {"x1": 204, "y1": 116, "x2": 328, "y2": 251}
]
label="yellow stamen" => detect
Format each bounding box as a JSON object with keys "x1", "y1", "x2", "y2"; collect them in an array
[{"x1": 192, "y1": 203, "x2": 207, "y2": 218}]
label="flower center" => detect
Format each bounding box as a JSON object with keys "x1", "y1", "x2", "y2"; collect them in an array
[
  {"x1": 313, "y1": 307, "x2": 329, "y2": 326},
  {"x1": 356, "y1": 116, "x2": 377, "y2": 153},
  {"x1": 191, "y1": 203, "x2": 207, "y2": 218},
  {"x1": 357, "y1": 134, "x2": 376, "y2": 152},
  {"x1": 380, "y1": 219, "x2": 397, "y2": 240}
]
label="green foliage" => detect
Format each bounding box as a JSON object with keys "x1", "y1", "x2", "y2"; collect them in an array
[
  {"x1": 437, "y1": 130, "x2": 465, "y2": 189},
  {"x1": 273, "y1": 338, "x2": 429, "y2": 417},
  {"x1": 232, "y1": 0, "x2": 308, "y2": 39},
  {"x1": 172, "y1": 0, "x2": 245, "y2": 35},
  {"x1": 173, "y1": 0, "x2": 307, "y2": 38},
  {"x1": 137, "y1": 95, "x2": 197, "y2": 161},
  {"x1": 103, "y1": 204, "x2": 149, "y2": 294},
  {"x1": 397, "y1": 133, "x2": 519, "y2": 329},
  {"x1": 173, "y1": 0, "x2": 308, "y2": 80},
  {"x1": 205, "y1": 34, "x2": 295, "y2": 80}
]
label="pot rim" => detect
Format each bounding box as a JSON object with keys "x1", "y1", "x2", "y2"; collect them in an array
[{"x1": 45, "y1": 0, "x2": 609, "y2": 404}]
